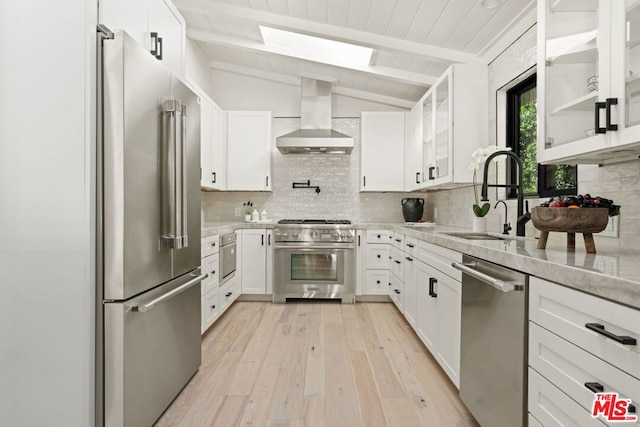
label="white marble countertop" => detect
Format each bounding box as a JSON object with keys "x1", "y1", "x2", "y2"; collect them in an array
[{"x1": 201, "y1": 221, "x2": 640, "y2": 310}]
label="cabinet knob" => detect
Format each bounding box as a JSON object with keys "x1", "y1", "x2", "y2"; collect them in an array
[
  {"x1": 376, "y1": 280, "x2": 380, "y2": 284},
  {"x1": 211, "y1": 304, "x2": 216, "y2": 309},
  {"x1": 377, "y1": 234, "x2": 381, "y2": 238},
  {"x1": 377, "y1": 254, "x2": 381, "y2": 258}
]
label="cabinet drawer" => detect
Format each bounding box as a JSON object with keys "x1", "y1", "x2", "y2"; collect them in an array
[
  {"x1": 529, "y1": 368, "x2": 605, "y2": 427},
  {"x1": 204, "y1": 288, "x2": 219, "y2": 329},
  {"x1": 202, "y1": 254, "x2": 220, "y2": 286},
  {"x1": 530, "y1": 277, "x2": 640, "y2": 379},
  {"x1": 416, "y1": 240, "x2": 462, "y2": 281},
  {"x1": 404, "y1": 236, "x2": 418, "y2": 257},
  {"x1": 391, "y1": 247, "x2": 404, "y2": 282},
  {"x1": 365, "y1": 244, "x2": 391, "y2": 269},
  {"x1": 203, "y1": 234, "x2": 219, "y2": 257},
  {"x1": 366, "y1": 230, "x2": 392, "y2": 244},
  {"x1": 389, "y1": 274, "x2": 404, "y2": 311},
  {"x1": 364, "y1": 270, "x2": 390, "y2": 295},
  {"x1": 530, "y1": 322, "x2": 640, "y2": 425},
  {"x1": 392, "y1": 232, "x2": 405, "y2": 250}
]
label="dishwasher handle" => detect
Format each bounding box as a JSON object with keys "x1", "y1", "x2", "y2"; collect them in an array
[{"x1": 452, "y1": 261, "x2": 524, "y2": 292}]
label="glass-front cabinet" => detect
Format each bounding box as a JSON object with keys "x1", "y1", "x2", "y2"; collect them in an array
[{"x1": 538, "y1": 0, "x2": 640, "y2": 164}]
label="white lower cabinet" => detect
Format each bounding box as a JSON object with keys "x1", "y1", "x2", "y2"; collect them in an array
[
  {"x1": 389, "y1": 272, "x2": 404, "y2": 311},
  {"x1": 364, "y1": 270, "x2": 389, "y2": 295},
  {"x1": 239, "y1": 229, "x2": 273, "y2": 295},
  {"x1": 200, "y1": 234, "x2": 219, "y2": 334},
  {"x1": 361, "y1": 229, "x2": 392, "y2": 296},
  {"x1": 403, "y1": 248, "x2": 417, "y2": 328},
  {"x1": 414, "y1": 242, "x2": 462, "y2": 388},
  {"x1": 529, "y1": 277, "x2": 640, "y2": 425}
]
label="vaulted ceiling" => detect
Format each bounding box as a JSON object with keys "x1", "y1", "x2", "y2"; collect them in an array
[{"x1": 175, "y1": 0, "x2": 535, "y2": 108}]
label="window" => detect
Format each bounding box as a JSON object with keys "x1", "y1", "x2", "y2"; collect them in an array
[{"x1": 506, "y1": 74, "x2": 577, "y2": 198}]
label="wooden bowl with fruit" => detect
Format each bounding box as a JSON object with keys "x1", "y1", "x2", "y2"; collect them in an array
[{"x1": 532, "y1": 194, "x2": 620, "y2": 253}]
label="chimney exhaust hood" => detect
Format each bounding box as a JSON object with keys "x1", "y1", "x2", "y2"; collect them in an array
[{"x1": 276, "y1": 77, "x2": 354, "y2": 154}]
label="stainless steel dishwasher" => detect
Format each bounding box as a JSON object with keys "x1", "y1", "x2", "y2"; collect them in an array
[{"x1": 452, "y1": 255, "x2": 528, "y2": 427}]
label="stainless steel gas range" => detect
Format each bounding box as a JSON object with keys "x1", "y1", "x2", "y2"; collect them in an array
[{"x1": 273, "y1": 219, "x2": 355, "y2": 303}]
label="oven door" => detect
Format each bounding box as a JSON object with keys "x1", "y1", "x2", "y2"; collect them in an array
[
  {"x1": 274, "y1": 244, "x2": 355, "y2": 303},
  {"x1": 219, "y1": 242, "x2": 236, "y2": 284}
]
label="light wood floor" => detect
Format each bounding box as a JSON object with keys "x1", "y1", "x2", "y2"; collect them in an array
[{"x1": 155, "y1": 301, "x2": 479, "y2": 427}]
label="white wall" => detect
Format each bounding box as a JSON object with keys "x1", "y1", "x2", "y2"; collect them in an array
[
  {"x1": 185, "y1": 37, "x2": 213, "y2": 94},
  {"x1": 210, "y1": 69, "x2": 406, "y2": 117},
  {"x1": 0, "y1": 1, "x2": 96, "y2": 426}
]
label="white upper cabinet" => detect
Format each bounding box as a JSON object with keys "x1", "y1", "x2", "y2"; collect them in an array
[
  {"x1": 422, "y1": 64, "x2": 488, "y2": 188},
  {"x1": 99, "y1": 0, "x2": 185, "y2": 77},
  {"x1": 405, "y1": 102, "x2": 423, "y2": 191},
  {"x1": 360, "y1": 111, "x2": 405, "y2": 192},
  {"x1": 538, "y1": 0, "x2": 640, "y2": 164},
  {"x1": 194, "y1": 85, "x2": 226, "y2": 191},
  {"x1": 226, "y1": 111, "x2": 272, "y2": 191}
]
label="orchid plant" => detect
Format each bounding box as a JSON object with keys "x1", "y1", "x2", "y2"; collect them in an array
[{"x1": 469, "y1": 146, "x2": 511, "y2": 217}]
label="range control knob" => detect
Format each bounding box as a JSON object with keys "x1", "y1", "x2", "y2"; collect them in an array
[
  {"x1": 333, "y1": 233, "x2": 340, "y2": 240},
  {"x1": 282, "y1": 233, "x2": 289, "y2": 239},
  {"x1": 275, "y1": 232, "x2": 282, "y2": 238},
  {"x1": 310, "y1": 230, "x2": 319, "y2": 239},
  {"x1": 292, "y1": 232, "x2": 299, "y2": 239}
]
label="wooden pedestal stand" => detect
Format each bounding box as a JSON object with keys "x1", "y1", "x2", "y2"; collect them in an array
[
  {"x1": 531, "y1": 207, "x2": 609, "y2": 254},
  {"x1": 537, "y1": 231, "x2": 596, "y2": 253}
]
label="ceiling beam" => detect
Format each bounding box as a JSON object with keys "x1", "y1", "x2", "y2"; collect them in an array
[
  {"x1": 174, "y1": 0, "x2": 482, "y2": 65},
  {"x1": 209, "y1": 61, "x2": 416, "y2": 109},
  {"x1": 190, "y1": 28, "x2": 436, "y2": 86}
]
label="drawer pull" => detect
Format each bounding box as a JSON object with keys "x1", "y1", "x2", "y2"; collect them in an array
[
  {"x1": 405, "y1": 256, "x2": 413, "y2": 262},
  {"x1": 211, "y1": 304, "x2": 216, "y2": 309},
  {"x1": 395, "y1": 238, "x2": 401, "y2": 242},
  {"x1": 377, "y1": 254, "x2": 381, "y2": 259},
  {"x1": 584, "y1": 382, "x2": 604, "y2": 393},
  {"x1": 376, "y1": 280, "x2": 381, "y2": 284},
  {"x1": 394, "y1": 289, "x2": 400, "y2": 294},
  {"x1": 394, "y1": 260, "x2": 401, "y2": 264},
  {"x1": 406, "y1": 243, "x2": 414, "y2": 248},
  {"x1": 428, "y1": 277, "x2": 438, "y2": 298},
  {"x1": 225, "y1": 292, "x2": 232, "y2": 297},
  {"x1": 585, "y1": 323, "x2": 637, "y2": 345},
  {"x1": 377, "y1": 234, "x2": 381, "y2": 238}
]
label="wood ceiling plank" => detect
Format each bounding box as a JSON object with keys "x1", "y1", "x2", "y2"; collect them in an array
[
  {"x1": 365, "y1": 0, "x2": 397, "y2": 35},
  {"x1": 287, "y1": 0, "x2": 308, "y2": 19},
  {"x1": 385, "y1": 0, "x2": 422, "y2": 39},
  {"x1": 444, "y1": 4, "x2": 500, "y2": 51},
  {"x1": 423, "y1": 1, "x2": 475, "y2": 47},
  {"x1": 404, "y1": 0, "x2": 447, "y2": 43},
  {"x1": 248, "y1": 0, "x2": 269, "y2": 11},
  {"x1": 266, "y1": 0, "x2": 289, "y2": 15},
  {"x1": 346, "y1": 0, "x2": 374, "y2": 32},
  {"x1": 307, "y1": 0, "x2": 329, "y2": 23},
  {"x1": 327, "y1": 0, "x2": 349, "y2": 28}
]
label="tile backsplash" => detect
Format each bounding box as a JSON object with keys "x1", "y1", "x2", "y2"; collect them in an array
[{"x1": 202, "y1": 118, "x2": 430, "y2": 223}]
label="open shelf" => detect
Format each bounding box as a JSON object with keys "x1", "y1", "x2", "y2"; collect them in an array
[
  {"x1": 550, "y1": 92, "x2": 598, "y2": 115},
  {"x1": 547, "y1": 40, "x2": 597, "y2": 64}
]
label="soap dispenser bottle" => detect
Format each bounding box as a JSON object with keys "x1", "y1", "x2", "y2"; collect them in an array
[
  {"x1": 260, "y1": 208, "x2": 268, "y2": 221},
  {"x1": 251, "y1": 208, "x2": 260, "y2": 222}
]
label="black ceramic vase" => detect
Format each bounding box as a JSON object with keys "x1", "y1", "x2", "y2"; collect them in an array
[{"x1": 402, "y1": 198, "x2": 424, "y2": 222}]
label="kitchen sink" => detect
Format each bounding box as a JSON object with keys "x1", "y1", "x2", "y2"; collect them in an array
[{"x1": 438, "y1": 232, "x2": 506, "y2": 241}]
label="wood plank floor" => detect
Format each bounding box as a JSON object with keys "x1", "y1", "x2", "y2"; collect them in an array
[{"x1": 155, "y1": 301, "x2": 479, "y2": 427}]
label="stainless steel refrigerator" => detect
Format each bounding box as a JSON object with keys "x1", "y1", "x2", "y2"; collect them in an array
[{"x1": 96, "y1": 27, "x2": 205, "y2": 427}]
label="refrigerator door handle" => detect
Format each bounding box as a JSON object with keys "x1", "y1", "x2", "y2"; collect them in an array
[
  {"x1": 130, "y1": 273, "x2": 207, "y2": 312},
  {"x1": 179, "y1": 101, "x2": 188, "y2": 248},
  {"x1": 162, "y1": 99, "x2": 189, "y2": 249}
]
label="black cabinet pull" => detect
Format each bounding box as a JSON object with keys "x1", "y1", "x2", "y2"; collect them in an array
[
  {"x1": 394, "y1": 260, "x2": 401, "y2": 264},
  {"x1": 585, "y1": 323, "x2": 637, "y2": 345},
  {"x1": 428, "y1": 166, "x2": 436, "y2": 180},
  {"x1": 150, "y1": 32, "x2": 160, "y2": 59},
  {"x1": 416, "y1": 172, "x2": 420, "y2": 184},
  {"x1": 268, "y1": 234, "x2": 271, "y2": 246},
  {"x1": 405, "y1": 256, "x2": 413, "y2": 262},
  {"x1": 606, "y1": 97, "x2": 618, "y2": 131},
  {"x1": 595, "y1": 102, "x2": 607, "y2": 134},
  {"x1": 211, "y1": 270, "x2": 215, "y2": 275},
  {"x1": 584, "y1": 382, "x2": 604, "y2": 393},
  {"x1": 406, "y1": 243, "x2": 414, "y2": 248},
  {"x1": 388, "y1": 282, "x2": 391, "y2": 287},
  {"x1": 363, "y1": 176, "x2": 366, "y2": 187},
  {"x1": 261, "y1": 234, "x2": 264, "y2": 246},
  {"x1": 394, "y1": 289, "x2": 400, "y2": 294},
  {"x1": 428, "y1": 277, "x2": 437, "y2": 298},
  {"x1": 211, "y1": 304, "x2": 216, "y2": 309},
  {"x1": 377, "y1": 254, "x2": 381, "y2": 259},
  {"x1": 358, "y1": 235, "x2": 361, "y2": 246},
  {"x1": 376, "y1": 280, "x2": 380, "y2": 284},
  {"x1": 212, "y1": 172, "x2": 216, "y2": 183},
  {"x1": 225, "y1": 292, "x2": 232, "y2": 297},
  {"x1": 377, "y1": 234, "x2": 381, "y2": 238},
  {"x1": 266, "y1": 176, "x2": 269, "y2": 187},
  {"x1": 395, "y1": 238, "x2": 401, "y2": 242}
]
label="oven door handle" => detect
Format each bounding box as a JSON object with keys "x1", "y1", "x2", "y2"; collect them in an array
[{"x1": 273, "y1": 244, "x2": 355, "y2": 250}]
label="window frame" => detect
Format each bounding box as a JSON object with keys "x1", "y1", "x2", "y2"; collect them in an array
[{"x1": 505, "y1": 73, "x2": 577, "y2": 199}]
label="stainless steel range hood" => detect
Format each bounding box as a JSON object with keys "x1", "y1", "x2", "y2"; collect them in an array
[{"x1": 276, "y1": 77, "x2": 354, "y2": 154}]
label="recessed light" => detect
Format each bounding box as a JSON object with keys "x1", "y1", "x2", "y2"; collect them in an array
[{"x1": 481, "y1": 0, "x2": 501, "y2": 9}]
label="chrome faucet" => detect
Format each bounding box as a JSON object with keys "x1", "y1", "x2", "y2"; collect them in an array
[
  {"x1": 494, "y1": 200, "x2": 511, "y2": 235},
  {"x1": 480, "y1": 150, "x2": 528, "y2": 237}
]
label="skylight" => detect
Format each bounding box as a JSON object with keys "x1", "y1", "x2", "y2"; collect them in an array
[{"x1": 259, "y1": 26, "x2": 373, "y2": 68}]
